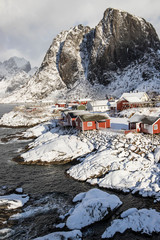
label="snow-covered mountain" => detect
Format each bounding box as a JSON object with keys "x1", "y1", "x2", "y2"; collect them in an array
[
  {"x1": 0, "y1": 57, "x2": 38, "y2": 98},
  {"x1": 1, "y1": 8, "x2": 160, "y2": 103}
]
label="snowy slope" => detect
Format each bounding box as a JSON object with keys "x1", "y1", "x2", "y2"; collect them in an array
[{"x1": 0, "y1": 57, "x2": 37, "y2": 99}]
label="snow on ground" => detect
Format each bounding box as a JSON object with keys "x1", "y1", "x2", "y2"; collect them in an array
[
  {"x1": 0, "y1": 193, "x2": 29, "y2": 210},
  {"x1": 21, "y1": 127, "x2": 94, "y2": 163},
  {"x1": 118, "y1": 107, "x2": 160, "y2": 118},
  {"x1": 0, "y1": 105, "x2": 55, "y2": 127},
  {"x1": 102, "y1": 208, "x2": 160, "y2": 238},
  {"x1": 110, "y1": 117, "x2": 128, "y2": 130},
  {"x1": 67, "y1": 149, "x2": 125, "y2": 181},
  {"x1": 33, "y1": 230, "x2": 82, "y2": 240},
  {"x1": 65, "y1": 188, "x2": 122, "y2": 230},
  {"x1": 22, "y1": 120, "x2": 57, "y2": 138},
  {"x1": 68, "y1": 132, "x2": 160, "y2": 201}
]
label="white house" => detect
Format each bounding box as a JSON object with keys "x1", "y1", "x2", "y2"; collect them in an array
[{"x1": 87, "y1": 100, "x2": 110, "y2": 112}]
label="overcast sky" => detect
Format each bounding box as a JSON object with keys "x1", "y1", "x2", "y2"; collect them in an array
[{"x1": 0, "y1": 0, "x2": 160, "y2": 67}]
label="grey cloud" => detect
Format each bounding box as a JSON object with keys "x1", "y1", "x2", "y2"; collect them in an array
[{"x1": 0, "y1": 0, "x2": 160, "y2": 67}]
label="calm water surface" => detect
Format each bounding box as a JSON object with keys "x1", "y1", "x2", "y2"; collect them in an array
[{"x1": 0, "y1": 104, "x2": 159, "y2": 240}]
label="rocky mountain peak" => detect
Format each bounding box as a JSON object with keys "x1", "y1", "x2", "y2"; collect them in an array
[
  {"x1": 3, "y1": 56, "x2": 31, "y2": 74},
  {"x1": 1, "y1": 8, "x2": 160, "y2": 102},
  {"x1": 88, "y1": 8, "x2": 160, "y2": 84}
]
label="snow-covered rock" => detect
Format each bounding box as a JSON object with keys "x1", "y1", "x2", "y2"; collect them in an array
[
  {"x1": 102, "y1": 208, "x2": 160, "y2": 238},
  {"x1": 0, "y1": 105, "x2": 54, "y2": 127},
  {"x1": 68, "y1": 131, "x2": 160, "y2": 201},
  {"x1": 21, "y1": 130, "x2": 94, "y2": 163},
  {"x1": 66, "y1": 188, "x2": 122, "y2": 230},
  {"x1": 0, "y1": 228, "x2": 15, "y2": 240},
  {"x1": 33, "y1": 230, "x2": 82, "y2": 240},
  {"x1": 0, "y1": 194, "x2": 29, "y2": 210},
  {"x1": 154, "y1": 147, "x2": 160, "y2": 163},
  {"x1": 67, "y1": 149, "x2": 124, "y2": 181}
]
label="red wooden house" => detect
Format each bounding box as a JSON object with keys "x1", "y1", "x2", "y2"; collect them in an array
[
  {"x1": 117, "y1": 92, "x2": 149, "y2": 111},
  {"x1": 129, "y1": 114, "x2": 160, "y2": 134},
  {"x1": 75, "y1": 114, "x2": 110, "y2": 131},
  {"x1": 66, "y1": 110, "x2": 87, "y2": 127},
  {"x1": 55, "y1": 102, "x2": 67, "y2": 108},
  {"x1": 77, "y1": 99, "x2": 91, "y2": 105}
]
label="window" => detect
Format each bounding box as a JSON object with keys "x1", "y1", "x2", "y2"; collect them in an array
[
  {"x1": 154, "y1": 124, "x2": 158, "y2": 130},
  {"x1": 144, "y1": 124, "x2": 148, "y2": 129},
  {"x1": 80, "y1": 122, "x2": 82, "y2": 127},
  {"x1": 87, "y1": 122, "x2": 92, "y2": 127}
]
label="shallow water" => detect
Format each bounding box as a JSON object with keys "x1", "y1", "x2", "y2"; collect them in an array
[{"x1": 0, "y1": 104, "x2": 160, "y2": 240}]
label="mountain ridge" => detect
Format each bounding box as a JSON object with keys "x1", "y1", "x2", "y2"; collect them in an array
[{"x1": 1, "y1": 8, "x2": 160, "y2": 103}]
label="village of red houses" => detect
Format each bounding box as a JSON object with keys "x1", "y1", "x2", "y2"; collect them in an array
[{"x1": 52, "y1": 91, "x2": 160, "y2": 135}]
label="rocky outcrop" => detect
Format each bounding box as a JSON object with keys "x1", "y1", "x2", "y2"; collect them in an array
[
  {"x1": 88, "y1": 8, "x2": 160, "y2": 85},
  {"x1": 59, "y1": 25, "x2": 92, "y2": 87}
]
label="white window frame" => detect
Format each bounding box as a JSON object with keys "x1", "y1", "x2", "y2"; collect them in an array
[
  {"x1": 87, "y1": 122, "x2": 92, "y2": 127},
  {"x1": 154, "y1": 124, "x2": 158, "y2": 130}
]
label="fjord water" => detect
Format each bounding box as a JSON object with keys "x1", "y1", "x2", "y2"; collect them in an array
[{"x1": 0, "y1": 104, "x2": 159, "y2": 240}]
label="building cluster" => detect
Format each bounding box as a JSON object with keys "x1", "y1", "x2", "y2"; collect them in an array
[
  {"x1": 59, "y1": 110, "x2": 110, "y2": 131},
  {"x1": 53, "y1": 91, "x2": 160, "y2": 134}
]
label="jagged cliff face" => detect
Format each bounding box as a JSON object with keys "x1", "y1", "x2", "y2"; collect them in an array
[
  {"x1": 88, "y1": 8, "x2": 160, "y2": 84},
  {"x1": 1, "y1": 8, "x2": 160, "y2": 102},
  {"x1": 32, "y1": 7, "x2": 160, "y2": 97}
]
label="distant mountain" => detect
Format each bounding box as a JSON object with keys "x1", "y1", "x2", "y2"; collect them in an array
[
  {"x1": 0, "y1": 57, "x2": 38, "y2": 98},
  {"x1": 1, "y1": 8, "x2": 160, "y2": 103}
]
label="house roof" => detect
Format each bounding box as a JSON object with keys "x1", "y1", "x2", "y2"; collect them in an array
[
  {"x1": 87, "y1": 100, "x2": 109, "y2": 106},
  {"x1": 141, "y1": 116, "x2": 160, "y2": 125},
  {"x1": 121, "y1": 92, "x2": 147, "y2": 99},
  {"x1": 78, "y1": 114, "x2": 109, "y2": 122},
  {"x1": 124, "y1": 97, "x2": 142, "y2": 103},
  {"x1": 129, "y1": 114, "x2": 160, "y2": 125},
  {"x1": 67, "y1": 110, "x2": 89, "y2": 118},
  {"x1": 129, "y1": 114, "x2": 144, "y2": 123},
  {"x1": 119, "y1": 92, "x2": 148, "y2": 103},
  {"x1": 77, "y1": 98, "x2": 92, "y2": 102}
]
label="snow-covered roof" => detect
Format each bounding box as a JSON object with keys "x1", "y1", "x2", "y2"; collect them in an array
[
  {"x1": 141, "y1": 116, "x2": 160, "y2": 125},
  {"x1": 77, "y1": 98, "x2": 92, "y2": 102},
  {"x1": 88, "y1": 100, "x2": 109, "y2": 106},
  {"x1": 124, "y1": 97, "x2": 142, "y2": 103},
  {"x1": 129, "y1": 114, "x2": 160, "y2": 124},
  {"x1": 120, "y1": 92, "x2": 148, "y2": 102},
  {"x1": 129, "y1": 114, "x2": 144, "y2": 123},
  {"x1": 121, "y1": 92, "x2": 147, "y2": 99}
]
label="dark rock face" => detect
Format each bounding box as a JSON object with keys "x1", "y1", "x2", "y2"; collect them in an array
[
  {"x1": 58, "y1": 25, "x2": 92, "y2": 87},
  {"x1": 87, "y1": 8, "x2": 160, "y2": 84},
  {"x1": 25, "y1": 8, "x2": 160, "y2": 100}
]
